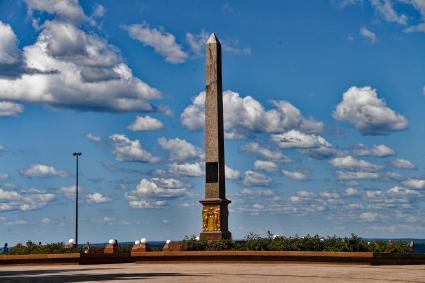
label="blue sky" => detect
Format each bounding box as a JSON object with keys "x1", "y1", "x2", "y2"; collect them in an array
[{"x1": 0, "y1": 0, "x2": 424, "y2": 244}]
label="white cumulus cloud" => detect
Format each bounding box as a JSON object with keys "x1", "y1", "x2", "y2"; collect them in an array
[
  {"x1": 336, "y1": 171, "x2": 379, "y2": 180},
  {"x1": 127, "y1": 115, "x2": 163, "y2": 131},
  {"x1": 343, "y1": 0, "x2": 425, "y2": 33},
  {"x1": 345, "y1": 187, "x2": 359, "y2": 196},
  {"x1": 405, "y1": 22, "x2": 425, "y2": 33},
  {"x1": 282, "y1": 169, "x2": 308, "y2": 181},
  {"x1": 25, "y1": 0, "x2": 89, "y2": 23},
  {"x1": 169, "y1": 162, "x2": 203, "y2": 177},
  {"x1": 58, "y1": 185, "x2": 77, "y2": 199},
  {"x1": 0, "y1": 20, "x2": 161, "y2": 112},
  {"x1": 124, "y1": 178, "x2": 188, "y2": 209},
  {"x1": 360, "y1": 211, "x2": 378, "y2": 222},
  {"x1": 0, "y1": 188, "x2": 55, "y2": 211},
  {"x1": 225, "y1": 165, "x2": 240, "y2": 180},
  {"x1": 353, "y1": 144, "x2": 395, "y2": 157},
  {"x1": 387, "y1": 186, "x2": 420, "y2": 196},
  {"x1": 20, "y1": 164, "x2": 67, "y2": 177},
  {"x1": 0, "y1": 21, "x2": 20, "y2": 65},
  {"x1": 360, "y1": 27, "x2": 377, "y2": 43},
  {"x1": 158, "y1": 137, "x2": 202, "y2": 162},
  {"x1": 124, "y1": 23, "x2": 188, "y2": 64},
  {"x1": 271, "y1": 130, "x2": 331, "y2": 149},
  {"x1": 109, "y1": 134, "x2": 159, "y2": 163},
  {"x1": 0, "y1": 189, "x2": 22, "y2": 201},
  {"x1": 85, "y1": 132, "x2": 102, "y2": 143},
  {"x1": 254, "y1": 160, "x2": 278, "y2": 172},
  {"x1": 0, "y1": 101, "x2": 23, "y2": 117},
  {"x1": 40, "y1": 217, "x2": 52, "y2": 225},
  {"x1": 330, "y1": 155, "x2": 381, "y2": 171},
  {"x1": 92, "y1": 4, "x2": 105, "y2": 18},
  {"x1": 181, "y1": 91, "x2": 323, "y2": 139},
  {"x1": 127, "y1": 200, "x2": 167, "y2": 209},
  {"x1": 86, "y1": 192, "x2": 111, "y2": 203},
  {"x1": 333, "y1": 86, "x2": 407, "y2": 135},
  {"x1": 240, "y1": 188, "x2": 275, "y2": 198},
  {"x1": 243, "y1": 170, "x2": 272, "y2": 186},
  {"x1": 391, "y1": 159, "x2": 416, "y2": 169},
  {"x1": 185, "y1": 30, "x2": 209, "y2": 57},
  {"x1": 241, "y1": 142, "x2": 291, "y2": 162},
  {"x1": 402, "y1": 178, "x2": 425, "y2": 189},
  {"x1": 369, "y1": 0, "x2": 407, "y2": 25}
]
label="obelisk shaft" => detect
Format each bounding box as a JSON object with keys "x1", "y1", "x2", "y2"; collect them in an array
[
  {"x1": 200, "y1": 33, "x2": 231, "y2": 240},
  {"x1": 205, "y1": 33, "x2": 225, "y2": 198}
]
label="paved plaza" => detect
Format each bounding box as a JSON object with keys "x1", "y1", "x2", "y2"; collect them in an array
[{"x1": 0, "y1": 263, "x2": 424, "y2": 282}]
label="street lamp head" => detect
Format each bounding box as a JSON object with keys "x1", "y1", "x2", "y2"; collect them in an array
[{"x1": 73, "y1": 152, "x2": 82, "y2": 156}]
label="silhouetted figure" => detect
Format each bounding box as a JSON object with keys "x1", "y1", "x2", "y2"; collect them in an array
[
  {"x1": 83, "y1": 242, "x2": 91, "y2": 254},
  {"x1": 1, "y1": 243, "x2": 8, "y2": 253}
]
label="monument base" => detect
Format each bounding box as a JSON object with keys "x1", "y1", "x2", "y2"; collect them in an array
[
  {"x1": 200, "y1": 231, "x2": 232, "y2": 241},
  {"x1": 199, "y1": 198, "x2": 231, "y2": 241}
]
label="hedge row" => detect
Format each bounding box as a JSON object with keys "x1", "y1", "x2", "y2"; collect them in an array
[
  {"x1": 180, "y1": 233, "x2": 412, "y2": 253},
  {"x1": 3, "y1": 241, "x2": 132, "y2": 255},
  {"x1": 2, "y1": 234, "x2": 413, "y2": 255}
]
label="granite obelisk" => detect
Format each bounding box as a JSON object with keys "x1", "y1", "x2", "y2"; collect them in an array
[{"x1": 200, "y1": 33, "x2": 231, "y2": 240}]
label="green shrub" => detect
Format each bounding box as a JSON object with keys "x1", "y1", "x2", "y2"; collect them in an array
[
  {"x1": 3, "y1": 235, "x2": 412, "y2": 255},
  {"x1": 180, "y1": 235, "x2": 208, "y2": 251},
  {"x1": 3, "y1": 241, "x2": 133, "y2": 255},
  {"x1": 116, "y1": 245, "x2": 132, "y2": 254},
  {"x1": 4, "y1": 241, "x2": 78, "y2": 255},
  {"x1": 179, "y1": 233, "x2": 412, "y2": 253},
  {"x1": 371, "y1": 240, "x2": 411, "y2": 254}
]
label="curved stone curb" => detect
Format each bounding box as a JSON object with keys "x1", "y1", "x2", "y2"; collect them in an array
[
  {"x1": 2, "y1": 251, "x2": 424, "y2": 265},
  {"x1": 0, "y1": 253, "x2": 134, "y2": 265},
  {"x1": 133, "y1": 251, "x2": 374, "y2": 264}
]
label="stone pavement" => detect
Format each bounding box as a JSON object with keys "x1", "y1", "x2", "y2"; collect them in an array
[{"x1": 0, "y1": 262, "x2": 424, "y2": 282}]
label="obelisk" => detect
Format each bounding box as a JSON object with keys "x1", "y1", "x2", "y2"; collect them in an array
[{"x1": 200, "y1": 33, "x2": 231, "y2": 240}]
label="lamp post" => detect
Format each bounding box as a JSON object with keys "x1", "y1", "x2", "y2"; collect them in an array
[{"x1": 72, "y1": 152, "x2": 82, "y2": 246}]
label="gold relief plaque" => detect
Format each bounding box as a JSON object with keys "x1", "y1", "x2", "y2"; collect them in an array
[{"x1": 202, "y1": 205, "x2": 221, "y2": 232}]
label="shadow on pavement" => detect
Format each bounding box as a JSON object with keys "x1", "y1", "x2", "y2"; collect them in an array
[
  {"x1": 0, "y1": 271, "x2": 202, "y2": 282},
  {"x1": 0, "y1": 268, "x2": 120, "y2": 277}
]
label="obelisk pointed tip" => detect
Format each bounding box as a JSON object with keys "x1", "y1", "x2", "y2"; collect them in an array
[{"x1": 207, "y1": 33, "x2": 220, "y2": 44}]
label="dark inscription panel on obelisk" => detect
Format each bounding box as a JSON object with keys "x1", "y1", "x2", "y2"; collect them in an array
[{"x1": 205, "y1": 162, "x2": 218, "y2": 183}]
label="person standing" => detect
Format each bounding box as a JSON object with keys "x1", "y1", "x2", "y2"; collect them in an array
[
  {"x1": 83, "y1": 242, "x2": 91, "y2": 254},
  {"x1": 1, "y1": 243, "x2": 9, "y2": 253}
]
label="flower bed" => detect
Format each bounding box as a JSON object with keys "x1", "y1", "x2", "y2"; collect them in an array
[{"x1": 180, "y1": 233, "x2": 412, "y2": 254}]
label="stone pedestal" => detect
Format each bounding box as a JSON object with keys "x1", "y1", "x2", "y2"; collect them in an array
[
  {"x1": 200, "y1": 198, "x2": 231, "y2": 240},
  {"x1": 104, "y1": 244, "x2": 118, "y2": 254},
  {"x1": 131, "y1": 243, "x2": 150, "y2": 255},
  {"x1": 200, "y1": 231, "x2": 232, "y2": 241}
]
